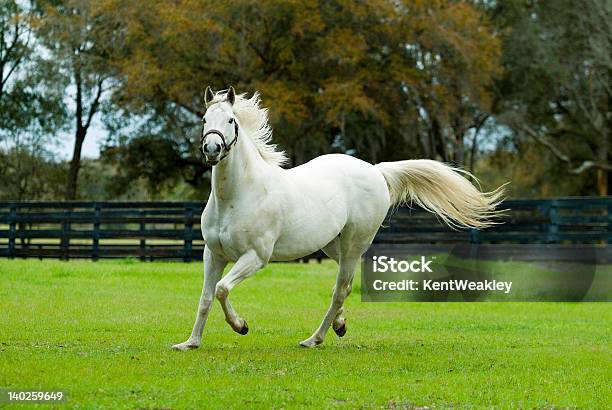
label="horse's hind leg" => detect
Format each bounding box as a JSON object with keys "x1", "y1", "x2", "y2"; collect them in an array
[
  {"x1": 321, "y1": 238, "x2": 348, "y2": 338},
  {"x1": 300, "y1": 238, "x2": 365, "y2": 347},
  {"x1": 321, "y1": 237, "x2": 340, "y2": 263}
]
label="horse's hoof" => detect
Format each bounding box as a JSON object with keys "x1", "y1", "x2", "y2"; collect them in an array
[
  {"x1": 299, "y1": 338, "x2": 322, "y2": 348},
  {"x1": 172, "y1": 341, "x2": 199, "y2": 351},
  {"x1": 237, "y1": 320, "x2": 249, "y2": 335},
  {"x1": 333, "y1": 321, "x2": 347, "y2": 337}
]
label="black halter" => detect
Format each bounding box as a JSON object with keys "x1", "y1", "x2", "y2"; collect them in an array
[{"x1": 200, "y1": 120, "x2": 239, "y2": 162}]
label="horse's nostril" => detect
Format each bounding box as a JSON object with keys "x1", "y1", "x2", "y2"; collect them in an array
[{"x1": 203, "y1": 141, "x2": 221, "y2": 155}]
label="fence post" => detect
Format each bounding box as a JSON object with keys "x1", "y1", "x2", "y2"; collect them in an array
[
  {"x1": 608, "y1": 204, "x2": 612, "y2": 243},
  {"x1": 139, "y1": 209, "x2": 146, "y2": 261},
  {"x1": 93, "y1": 205, "x2": 100, "y2": 261},
  {"x1": 469, "y1": 228, "x2": 480, "y2": 244},
  {"x1": 184, "y1": 206, "x2": 193, "y2": 262},
  {"x1": 547, "y1": 201, "x2": 559, "y2": 244},
  {"x1": 8, "y1": 204, "x2": 16, "y2": 259},
  {"x1": 61, "y1": 208, "x2": 71, "y2": 260}
]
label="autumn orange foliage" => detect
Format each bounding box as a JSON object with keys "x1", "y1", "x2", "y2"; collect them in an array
[{"x1": 99, "y1": 0, "x2": 501, "y2": 166}]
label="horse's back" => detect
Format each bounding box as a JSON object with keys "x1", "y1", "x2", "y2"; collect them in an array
[
  {"x1": 289, "y1": 154, "x2": 390, "y2": 205},
  {"x1": 285, "y1": 153, "x2": 390, "y2": 230}
]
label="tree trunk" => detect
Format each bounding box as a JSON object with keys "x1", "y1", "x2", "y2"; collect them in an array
[
  {"x1": 65, "y1": 127, "x2": 86, "y2": 200},
  {"x1": 468, "y1": 114, "x2": 488, "y2": 174},
  {"x1": 597, "y1": 131, "x2": 610, "y2": 196},
  {"x1": 431, "y1": 118, "x2": 447, "y2": 161},
  {"x1": 597, "y1": 169, "x2": 608, "y2": 196},
  {"x1": 469, "y1": 132, "x2": 478, "y2": 175},
  {"x1": 454, "y1": 132, "x2": 464, "y2": 166}
]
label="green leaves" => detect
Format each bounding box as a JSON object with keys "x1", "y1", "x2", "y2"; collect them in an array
[{"x1": 493, "y1": 0, "x2": 612, "y2": 194}]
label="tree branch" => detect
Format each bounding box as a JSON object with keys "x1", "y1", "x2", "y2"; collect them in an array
[
  {"x1": 0, "y1": 14, "x2": 5, "y2": 60},
  {"x1": 521, "y1": 124, "x2": 571, "y2": 164},
  {"x1": 1, "y1": 2, "x2": 33, "y2": 92},
  {"x1": 74, "y1": 59, "x2": 83, "y2": 131},
  {"x1": 522, "y1": 124, "x2": 612, "y2": 173},
  {"x1": 570, "y1": 160, "x2": 612, "y2": 174},
  {"x1": 248, "y1": 41, "x2": 268, "y2": 64},
  {"x1": 2, "y1": 16, "x2": 20, "y2": 62},
  {"x1": 3, "y1": 51, "x2": 25, "y2": 87},
  {"x1": 155, "y1": 84, "x2": 203, "y2": 117},
  {"x1": 83, "y1": 77, "x2": 105, "y2": 131}
]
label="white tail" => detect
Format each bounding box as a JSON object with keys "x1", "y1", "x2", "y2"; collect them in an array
[{"x1": 376, "y1": 160, "x2": 505, "y2": 229}]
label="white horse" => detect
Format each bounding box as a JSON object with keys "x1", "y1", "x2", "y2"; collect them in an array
[{"x1": 172, "y1": 87, "x2": 503, "y2": 350}]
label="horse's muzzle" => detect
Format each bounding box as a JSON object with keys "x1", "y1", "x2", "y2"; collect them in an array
[{"x1": 205, "y1": 157, "x2": 219, "y2": 166}]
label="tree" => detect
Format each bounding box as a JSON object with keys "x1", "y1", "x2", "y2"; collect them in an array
[
  {"x1": 0, "y1": 1, "x2": 32, "y2": 124},
  {"x1": 0, "y1": 135, "x2": 65, "y2": 201},
  {"x1": 36, "y1": 0, "x2": 116, "y2": 199},
  {"x1": 0, "y1": 1, "x2": 68, "y2": 201},
  {"x1": 97, "y1": 0, "x2": 501, "y2": 192},
  {"x1": 492, "y1": 0, "x2": 612, "y2": 195},
  {"x1": 393, "y1": 1, "x2": 501, "y2": 165},
  {"x1": 0, "y1": 1, "x2": 63, "y2": 135}
]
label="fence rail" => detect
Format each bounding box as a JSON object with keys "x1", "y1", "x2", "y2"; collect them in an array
[{"x1": 0, "y1": 197, "x2": 610, "y2": 261}]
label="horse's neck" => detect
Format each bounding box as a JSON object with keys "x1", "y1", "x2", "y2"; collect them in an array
[{"x1": 211, "y1": 133, "x2": 268, "y2": 201}]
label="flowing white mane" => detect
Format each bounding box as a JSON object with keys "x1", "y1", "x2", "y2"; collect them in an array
[{"x1": 210, "y1": 91, "x2": 287, "y2": 166}]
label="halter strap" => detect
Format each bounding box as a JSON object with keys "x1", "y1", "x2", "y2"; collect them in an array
[{"x1": 201, "y1": 121, "x2": 239, "y2": 162}]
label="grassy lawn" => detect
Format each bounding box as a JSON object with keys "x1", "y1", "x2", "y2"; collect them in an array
[{"x1": 0, "y1": 259, "x2": 610, "y2": 409}]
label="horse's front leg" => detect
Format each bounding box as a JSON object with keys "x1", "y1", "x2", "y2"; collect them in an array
[
  {"x1": 172, "y1": 246, "x2": 227, "y2": 350},
  {"x1": 215, "y1": 249, "x2": 265, "y2": 335}
]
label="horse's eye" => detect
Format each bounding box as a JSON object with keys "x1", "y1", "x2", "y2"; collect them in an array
[
  {"x1": 201, "y1": 117, "x2": 206, "y2": 124},
  {"x1": 228, "y1": 118, "x2": 234, "y2": 124}
]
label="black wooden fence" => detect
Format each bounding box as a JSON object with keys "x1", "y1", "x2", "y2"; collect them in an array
[{"x1": 0, "y1": 197, "x2": 610, "y2": 261}]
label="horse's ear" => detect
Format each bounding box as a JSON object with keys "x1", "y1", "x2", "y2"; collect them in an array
[
  {"x1": 205, "y1": 86, "x2": 214, "y2": 108},
  {"x1": 226, "y1": 86, "x2": 235, "y2": 105}
]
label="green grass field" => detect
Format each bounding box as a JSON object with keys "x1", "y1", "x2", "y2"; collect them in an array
[{"x1": 0, "y1": 259, "x2": 610, "y2": 409}]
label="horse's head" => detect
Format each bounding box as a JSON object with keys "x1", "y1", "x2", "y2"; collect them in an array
[{"x1": 200, "y1": 86, "x2": 239, "y2": 165}]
